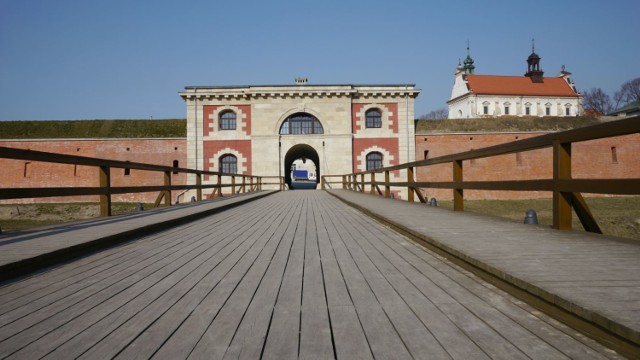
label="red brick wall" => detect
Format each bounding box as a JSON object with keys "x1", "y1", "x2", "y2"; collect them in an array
[
  {"x1": 202, "y1": 140, "x2": 252, "y2": 178},
  {"x1": 415, "y1": 132, "x2": 640, "y2": 200},
  {"x1": 353, "y1": 138, "x2": 399, "y2": 174},
  {"x1": 0, "y1": 139, "x2": 187, "y2": 204},
  {"x1": 352, "y1": 103, "x2": 398, "y2": 134},
  {"x1": 203, "y1": 104, "x2": 251, "y2": 137}
]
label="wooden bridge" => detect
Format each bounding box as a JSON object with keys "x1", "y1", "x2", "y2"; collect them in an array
[
  {"x1": 0, "y1": 190, "x2": 637, "y2": 359},
  {"x1": 0, "y1": 116, "x2": 639, "y2": 359}
]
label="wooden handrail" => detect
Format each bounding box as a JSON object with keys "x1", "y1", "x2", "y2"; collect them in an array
[
  {"x1": 323, "y1": 115, "x2": 640, "y2": 232},
  {"x1": 0, "y1": 146, "x2": 283, "y2": 217}
]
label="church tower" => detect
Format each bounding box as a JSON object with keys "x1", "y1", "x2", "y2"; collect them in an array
[
  {"x1": 524, "y1": 39, "x2": 544, "y2": 83},
  {"x1": 463, "y1": 43, "x2": 475, "y2": 74}
]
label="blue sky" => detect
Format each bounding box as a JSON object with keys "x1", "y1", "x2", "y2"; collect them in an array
[{"x1": 1, "y1": 0, "x2": 638, "y2": 120}]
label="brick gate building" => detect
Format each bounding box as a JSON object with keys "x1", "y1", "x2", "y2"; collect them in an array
[{"x1": 179, "y1": 81, "x2": 420, "y2": 198}]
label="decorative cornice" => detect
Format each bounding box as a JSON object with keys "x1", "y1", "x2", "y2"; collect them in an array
[{"x1": 179, "y1": 84, "x2": 420, "y2": 101}]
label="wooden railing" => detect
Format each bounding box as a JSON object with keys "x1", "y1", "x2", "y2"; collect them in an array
[
  {"x1": 0, "y1": 146, "x2": 284, "y2": 217},
  {"x1": 322, "y1": 115, "x2": 640, "y2": 232}
]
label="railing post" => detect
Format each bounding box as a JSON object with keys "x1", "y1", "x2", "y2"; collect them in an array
[
  {"x1": 241, "y1": 176, "x2": 246, "y2": 193},
  {"x1": 342, "y1": 175, "x2": 346, "y2": 189},
  {"x1": 99, "y1": 165, "x2": 111, "y2": 217},
  {"x1": 216, "y1": 174, "x2": 222, "y2": 197},
  {"x1": 360, "y1": 174, "x2": 365, "y2": 193},
  {"x1": 231, "y1": 176, "x2": 236, "y2": 195},
  {"x1": 321, "y1": 176, "x2": 326, "y2": 190},
  {"x1": 453, "y1": 160, "x2": 464, "y2": 211},
  {"x1": 352, "y1": 175, "x2": 356, "y2": 191},
  {"x1": 553, "y1": 141, "x2": 572, "y2": 230},
  {"x1": 370, "y1": 172, "x2": 376, "y2": 195},
  {"x1": 163, "y1": 170, "x2": 171, "y2": 206},
  {"x1": 196, "y1": 173, "x2": 202, "y2": 201},
  {"x1": 407, "y1": 167, "x2": 415, "y2": 202},
  {"x1": 385, "y1": 170, "x2": 390, "y2": 198}
]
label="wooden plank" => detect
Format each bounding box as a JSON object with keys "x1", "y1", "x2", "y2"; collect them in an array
[
  {"x1": 345, "y1": 201, "x2": 615, "y2": 359},
  {"x1": 314, "y1": 194, "x2": 374, "y2": 360},
  {"x1": 221, "y1": 194, "x2": 304, "y2": 359},
  {"x1": 0, "y1": 200, "x2": 274, "y2": 358},
  {"x1": 183, "y1": 196, "x2": 300, "y2": 359},
  {"x1": 0, "y1": 204, "x2": 248, "y2": 335},
  {"x1": 326, "y1": 198, "x2": 452, "y2": 359},
  {"x1": 317, "y1": 196, "x2": 412, "y2": 359},
  {"x1": 297, "y1": 199, "x2": 334, "y2": 358},
  {"x1": 260, "y1": 194, "x2": 308, "y2": 359},
  {"x1": 72, "y1": 197, "x2": 281, "y2": 359}
]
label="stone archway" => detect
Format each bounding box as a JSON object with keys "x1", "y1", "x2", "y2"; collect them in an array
[{"x1": 284, "y1": 144, "x2": 320, "y2": 189}]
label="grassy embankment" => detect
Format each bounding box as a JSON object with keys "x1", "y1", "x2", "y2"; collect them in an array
[{"x1": 0, "y1": 119, "x2": 186, "y2": 139}]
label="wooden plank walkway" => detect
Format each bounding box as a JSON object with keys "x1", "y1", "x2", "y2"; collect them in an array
[
  {"x1": 0, "y1": 191, "x2": 276, "y2": 282},
  {"x1": 0, "y1": 191, "x2": 625, "y2": 359}
]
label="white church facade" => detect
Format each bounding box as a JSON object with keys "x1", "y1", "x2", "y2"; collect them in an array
[
  {"x1": 179, "y1": 81, "x2": 420, "y2": 198},
  {"x1": 448, "y1": 46, "x2": 582, "y2": 119}
]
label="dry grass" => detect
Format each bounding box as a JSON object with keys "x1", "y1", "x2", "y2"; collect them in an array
[
  {"x1": 416, "y1": 116, "x2": 602, "y2": 133},
  {"x1": 437, "y1": 196, "x2": 640, "y2": 241},
  {"x1": 0, "y1": 119, "x2": 186, "y2": 139},
  {"x1": 0, "y1": 202, "x2": 153, "y2": 232}
]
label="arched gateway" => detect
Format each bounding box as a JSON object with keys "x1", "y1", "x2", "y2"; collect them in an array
[
  {"x1": 284, "y1": 144, "x2": 320, "y2": 189},
  {"x1": 180, "y1": 83, "x2": 420, "y2": 198}
]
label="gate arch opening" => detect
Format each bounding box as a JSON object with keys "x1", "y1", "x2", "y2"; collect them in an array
[{"x1": 284, "y1": 144, "x2": 320, "y2": 190}]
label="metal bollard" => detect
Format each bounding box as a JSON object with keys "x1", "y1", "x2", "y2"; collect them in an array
[
  {"x1": 191, "y1": 196, "x2": 197, "y2": 202},
  {"x1": 429, "y1": 197, "x2": 438, "y2": 207},
  {"x1": 136, "y1": 203, "x2": 144, "y2": 212},
  {"x1": 524, "y1": 209, "x2": 538, "y2": 224}
]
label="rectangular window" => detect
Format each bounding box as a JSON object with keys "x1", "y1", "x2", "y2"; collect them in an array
[
  {"x1": 483, "y1": 106, "x2": 488, "y2": 115},
  {"x1": 565, "y1": 107, "x2": 571, "y2": 116},
  {"x1": 525, "y1": 107, "x2": 530, "y2": 115},
  {"x1": 611, "y1": 147, "x2": 618, "y2": 164},
  {"x1": 546, "y1": 107, "x2": 551, "y2": 116},
  {"x1": 504, "y1": 107, "x2": 510, "y2": 115}
]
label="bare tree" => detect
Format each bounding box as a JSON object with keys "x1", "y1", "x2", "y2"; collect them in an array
[
  {"x1": 617, "y1": 77, "x2": 640, "y2": 104},
  {"x1": 582, "y1": 88, "x2": 613, "y2": 115},
  {"x1": 420, "y1": 108, "x2": 448, "y2": 120}
]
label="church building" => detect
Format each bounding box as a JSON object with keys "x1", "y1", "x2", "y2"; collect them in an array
[
  {"x1": 448, "y1": 44, "x2": 582, "y2": 119},
  {"x1": 179, "y1": 80, "x2": 419, "y2": 197}
]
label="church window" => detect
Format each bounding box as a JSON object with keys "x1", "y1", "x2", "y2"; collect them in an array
[
  {"x1": 545, "y1": 103, "x2": 552, "y2": 116},
  {"x1": 219, "y1": 154, "x2": 237, "y2": 174},
  {"x1": 366, "y1": 152, "x2": 383, "y2": 171},
  {"x1": 483, "y1": 106, "x2": 489, "y2": 115},
  {"x1": 365, "y1": 109, "x2": 382, "y2": 128},
  {"x1": 565, "y1": 104, "x2": 572, "y2": 116},
  {"x1": 504, "y1": 102, "x2": 511, "y2": 115},
  {"x1": 219, "y1": 111, "x2": 236, "y2": 130},
  {"x1": 279, "y1": 113, "x2": 324, "y2": 135}
]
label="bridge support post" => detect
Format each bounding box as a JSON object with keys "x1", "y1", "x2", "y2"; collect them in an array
[
  {"x1": 407, "y1": 167, "x2": 415, "y2": 202},
  {"x1": 99, "y1": 165, "x2": 111, "y2": 217},
  {"x1": 196, "y1": 174, "x2": 202, "y2": 201},
  {"x1": 163, "y1": 170, "x2": 171, "y2": 206},
  {"x1": 553, "y1": 141, "x2": 572, "y2": 230},
  {"x1": 453, "y1": 160, "x2": 463, "y2": 211},
  {"x1": 384, "y1": 171, "x2": 390, "y2": 198},
  {"x1": 370, "y1": 172, "x2": 375, "y2": 195}
]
